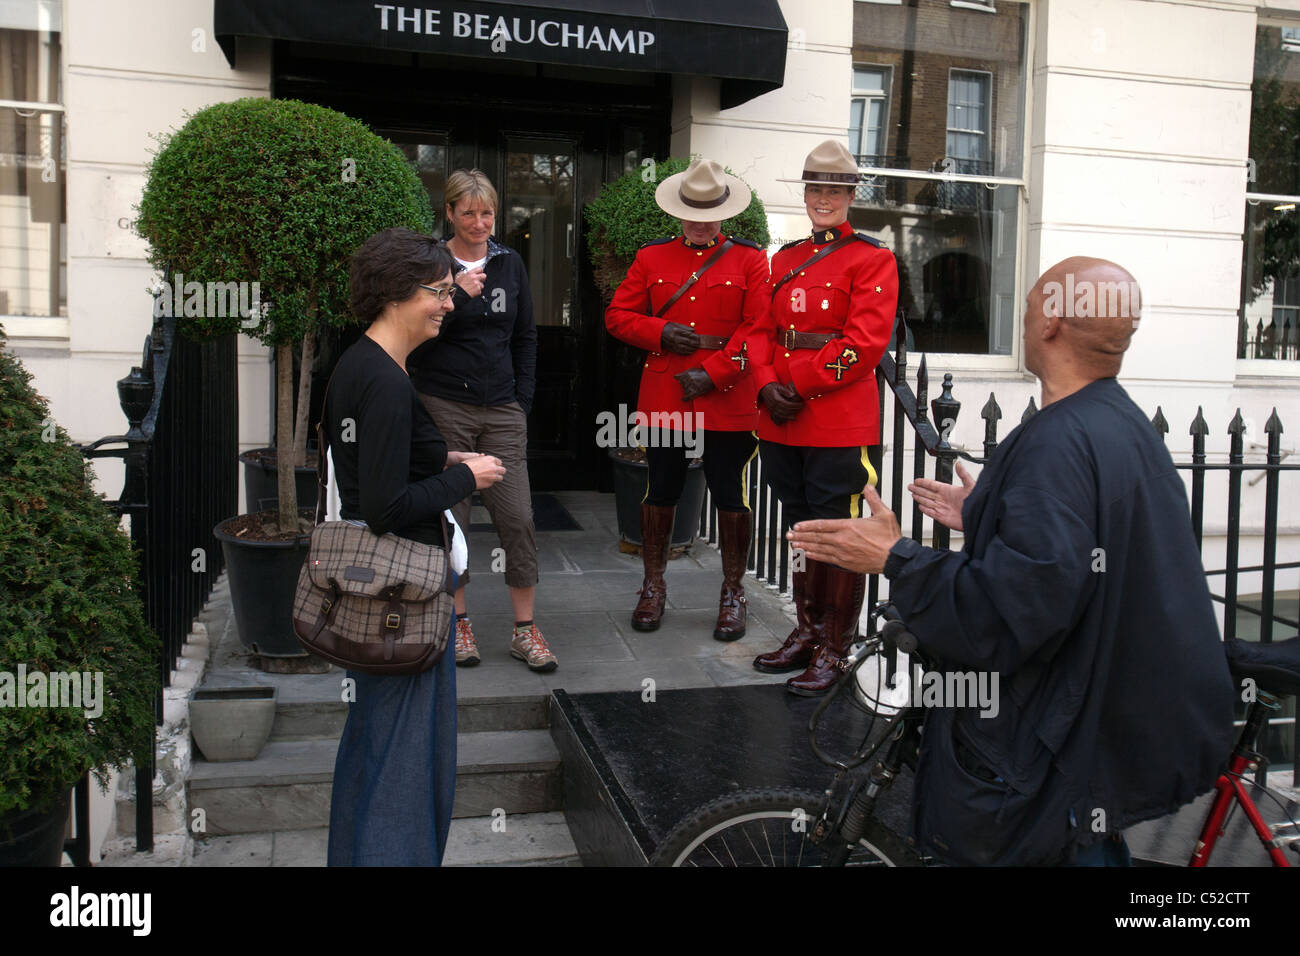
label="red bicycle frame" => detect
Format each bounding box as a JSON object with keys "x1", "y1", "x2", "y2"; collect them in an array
[{"x1": 1189, "y1": 693, "x2": 1292, "y2": 867}]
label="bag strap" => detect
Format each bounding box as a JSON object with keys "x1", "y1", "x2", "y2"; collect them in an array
[
  {"x1": 770, "y1": 234, "x2": 857, "y2": 300},
  {"x1": 654, "y1": 238, "x2": 735, "y2": 318}
]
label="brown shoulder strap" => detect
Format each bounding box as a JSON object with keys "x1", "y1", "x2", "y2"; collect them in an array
[
  {"x1": 654, "y1": 239, "x2": 736, "y2": 318},
  {"x1": 770, "y1": 234, "x2": 857, "y2": 300}
]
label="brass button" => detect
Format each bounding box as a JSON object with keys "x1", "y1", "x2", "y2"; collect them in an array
[
  {"x1": 689, "y1": 295, "x2": 696, "y2": 301},
  {"x1": 697, "y1": 251, "x2": 703, "y2": 256},
  {"x1": 725, "y1": 280, "x2": 732, "y2": 285},
  {"x1": 800, "y1": 271, "x2": 806, "y2": 275},
  {"x1": 825, "y1": 282, "x2": 832, "y2": 287},
  {"x1": 784, "y1": 352, "x2": 791, "y2": 358},
  {"x1": 789, "y1": 324, "x2": 795, "y2": 329},
  {"x1": 657, "y1": 278, "x2": 663, "y2": 283},
  {"x1": 689, "y1": 322, "x2": 695, "y2": 327}
]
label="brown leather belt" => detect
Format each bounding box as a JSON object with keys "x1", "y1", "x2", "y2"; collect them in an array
[
  {"x1": 780, "y1": 330, "x2": 835, "y2": 350},
  {"x1": 695, "y1": 335, "x2": 729, "y2": 349}
]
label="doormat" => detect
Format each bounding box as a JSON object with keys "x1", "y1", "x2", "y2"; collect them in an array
[{"x1": 470, "y1": 493, "x2": 582, "y2": 532}]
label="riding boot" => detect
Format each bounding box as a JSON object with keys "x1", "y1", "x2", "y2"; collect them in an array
[
  {"x1": 713, "y1": 509, "x2": 752, "y2": 641},
  {"x1": 631, "y1": 503, "x2": 675, "y2": 631},
  {"x1": 786, "y1": 563, "x2": 866, "y2": 696},
  {"x1": 752, "y1": 561, "x2": 818, "y2": 672}
]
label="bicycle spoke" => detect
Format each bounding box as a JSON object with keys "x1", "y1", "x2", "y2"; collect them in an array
[{"x1": 743, "y1": 823, "x2": 763, "y2": 865}]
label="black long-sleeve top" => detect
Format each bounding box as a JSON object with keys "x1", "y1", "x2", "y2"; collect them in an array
[
  {"x1": 323, "y1": 335, "x2": 476, "y2": 547},
  {"x1": 406, "y1": 237, "x2": 538, "y2": 413}
]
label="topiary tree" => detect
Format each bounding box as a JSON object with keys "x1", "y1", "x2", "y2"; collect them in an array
[
  {"x1": 584, "y1": 156, "x2": 770, "y2": 303},
  {"x1": 0, "y1": 326, "x2": 159, "y2": 818},
  {"x1": 135, "y1": 97, "x2": 435, "y2": 533}
]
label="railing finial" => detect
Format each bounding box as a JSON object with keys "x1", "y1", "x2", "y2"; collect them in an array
[{"x1": 1021, "y1": 396, "x2": 1037, "y2": 423}]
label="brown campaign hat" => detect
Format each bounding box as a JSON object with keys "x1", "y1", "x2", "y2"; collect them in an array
[
  {"x1": 655, "y1": 158, "x2": 753, "y2": 221},
  {"x1": 778, "y1": 139, "x2": 861, "y2": 186}
]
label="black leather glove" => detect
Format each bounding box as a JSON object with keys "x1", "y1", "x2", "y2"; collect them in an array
[
  {"x1": 759, "y1": 382, "x2": 804, "y2": 425},
  {"x1": 674, "y1": 367, "x2": 715, "y2": 401},
  {"x1": 660, "y1": 322, "x2": 701, "y2": 356}
]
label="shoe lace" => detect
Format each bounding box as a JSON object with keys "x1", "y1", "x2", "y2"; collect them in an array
[
  {"x1": 455, "y1": 620, "x2": 475, "y2": 650},
  {"x1": 515, "y1": 627, "x2": 551, "y2": 656}
]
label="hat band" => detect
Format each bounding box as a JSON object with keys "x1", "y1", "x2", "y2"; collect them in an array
[
  {"x1": 802, "y1": 170, "x2": 859, "y2": 185},
  {"x1": 679, "y1": 185, "x2": 731, "y2": 209}
]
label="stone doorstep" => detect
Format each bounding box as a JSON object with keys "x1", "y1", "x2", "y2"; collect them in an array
[
  {"x1": 185, "y1": 732, "x2": 563, "y2": 835},
  {"x1": 265, "y1": 692, "x2": 553, "y2": 741},
  {"x1": 189, "y1": 812, "x2": 582, "y2": 867}
]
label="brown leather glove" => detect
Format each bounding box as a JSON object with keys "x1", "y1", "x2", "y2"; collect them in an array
[
  {"x1": 660, "y1": 322, "x2": 701, "y2": 355},
  {"x1": 674, "y1": 367, "x2": 714, "y2": 401},
  {"x1": 759, "y1": 382, "x2": 804, "y2": 424}
]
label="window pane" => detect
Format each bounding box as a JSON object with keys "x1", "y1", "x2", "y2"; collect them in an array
[
  {"x1": 1251, "y1": 24, "x2": 1300, "y2": 195},
  {"x1": 1239, "y1": 199, "x2": 1300, "y2": 361},
  {"x1": 849, "y1": 98, "x2": 866, "y2": 153},
  {"x1": 851, "y1": 1, "x2": 1026, "y2": 177},
  {"x1": 392, "y1": 138, "x2": 448, "y2": 234},
  {"x1": 0, "y1": 27, "x2": 64, "y2": 318},
  {"x1": 505, "y1": 138, "x2": 575, "y2": 327}
]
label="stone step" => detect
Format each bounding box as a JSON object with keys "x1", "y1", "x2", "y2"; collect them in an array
[
  {"x1": 186, "y1": 731, "x2": 561, "y2": 836},
  {"x1": 269, "y1": 693, "x2": 550, "y2": 741},
  {"x1": 189, "y1": 813, "x2": 582, "y2": 866}
]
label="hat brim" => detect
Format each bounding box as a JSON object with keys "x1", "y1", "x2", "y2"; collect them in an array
[
  {"x1": 655, "y1": 171, "x2": 754, "y2": 222},
  {"x1": 777, "y1": 175, "x2": 861, "y2": 186}
]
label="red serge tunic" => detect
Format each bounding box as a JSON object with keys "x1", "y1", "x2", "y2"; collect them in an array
[
  {"x1": 750, "y1": 221, "x2": 898, "y2": 447},
  {"x1": 605, "y1": 235, "x2": 770, "y2": 433}
]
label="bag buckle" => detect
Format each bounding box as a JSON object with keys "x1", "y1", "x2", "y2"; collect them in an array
[
  {"x1": 384, "y1": 612, "x2": 401, "y2": 630},
  {"x1": 321, "y1": 597, "x2": 333, "y2": 614}
]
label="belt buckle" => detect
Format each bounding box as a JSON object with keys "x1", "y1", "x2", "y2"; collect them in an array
[{"x1": 782, "y1": 329, "x2": 798, "y2": 349}]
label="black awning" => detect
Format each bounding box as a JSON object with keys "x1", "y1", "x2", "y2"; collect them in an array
[{"x1": 215, "y1": 0, "x2": 786, "y2": 108}]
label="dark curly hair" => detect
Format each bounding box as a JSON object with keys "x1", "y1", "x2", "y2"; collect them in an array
[{"x1": 349, "y1": 227, "x2": 454, "y2": 324}]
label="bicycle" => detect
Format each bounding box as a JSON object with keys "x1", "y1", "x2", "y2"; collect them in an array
[{"x1": 650, "y1": 601, "x2": 1300, "y2": 867}]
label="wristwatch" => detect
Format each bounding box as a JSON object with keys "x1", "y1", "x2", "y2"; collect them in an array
[{"x1": 883, "y1": 536, "x2": 923, "y2": 580}]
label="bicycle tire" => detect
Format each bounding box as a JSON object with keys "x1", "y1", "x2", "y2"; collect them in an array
[{"x1": 650, "y1": 787, "x2": 921, "y2": 867}]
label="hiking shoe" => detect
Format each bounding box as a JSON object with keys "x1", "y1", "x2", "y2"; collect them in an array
[
  {"x1": 510, "y1": 624, "x2": 557, "y2": 673},
  {"x1": 454, "y1": 618, "x2": 480, "y2": 666}
]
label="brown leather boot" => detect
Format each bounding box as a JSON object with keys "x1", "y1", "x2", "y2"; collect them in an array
[
  {"x1": 787, "y1": 563, "x2": 866, "y2": 696},
  {"x1": 631, "y1": 503, "x2": 675, "y2": 631},
  {"x1": 752, "y1": 562, "x2": 817, "y2": 672},
  {"x1": 713, "y1": 509, "x2": 752, "y2": 641}
]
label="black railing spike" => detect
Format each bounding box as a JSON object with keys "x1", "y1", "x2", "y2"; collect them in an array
[
  {"x1": 981, "y1": 391, "x2": 1001, "y2": 458},
  {"x1": 1228, "y1": 408, "x2": 1246, "y2": 437},
  {"x1": 980, "y1": 391, "x2": 1002, "y2": 423},
  {"x1": 1265, "y1": 407, "x2": 1284, "y2": 436},
  {"x1": 916, "y1": 355, "x2": 928, "y2": 420},
  {"x1": 1022, "y1": 396, "x2": 1038, "y2": 423},
  {"x1": 1151, "y1": 406, "x2": 1169, "y2": 438},
  {"x1": 1189, "y1": 406, "x2": 1209, "y2": 438},
  {"x1": 894, "y1": 311, "x2": 907, "y2": 377}
]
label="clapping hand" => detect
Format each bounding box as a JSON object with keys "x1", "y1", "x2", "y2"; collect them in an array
[{"x1": 786, "y1": 485, "x2": 901, "y2": 575}]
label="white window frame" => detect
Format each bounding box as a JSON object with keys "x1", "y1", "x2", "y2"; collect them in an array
[
  {"x1": 849, "y1": 64, "x2": 892, "y2": 161},
  {"x1": 1, "y1": 8, "x2": 67, "y2": 341},
  {"x1": 1239, "y1": 190, "x2": 1300, "y2": 378},
  {"x1": 848, "y1": 4, "x2": 1030, "y2": 374}
]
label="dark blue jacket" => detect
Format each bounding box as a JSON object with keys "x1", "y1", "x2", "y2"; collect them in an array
[
  {"x1": 407, "y1": 236, "x2": 538, "y2": 414},
  {"x1": 884, "y1": 378, "x2": 1235, "y2": 865}
]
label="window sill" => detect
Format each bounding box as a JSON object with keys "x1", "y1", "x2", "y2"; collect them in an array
[
  {"x1": 0, "y1": 315, "x2": 69, "y2": 340},
  {"x1": 1234, "y1": 358, "x2": 1300, "y2": 381}
]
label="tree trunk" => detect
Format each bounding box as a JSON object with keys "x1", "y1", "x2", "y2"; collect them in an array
[
  {"x1": 275, "y1": 343, "x2": 297, "y2": 532},
  {"x1": 293, "y1": 328, "x2": 316, "y2": 469}
]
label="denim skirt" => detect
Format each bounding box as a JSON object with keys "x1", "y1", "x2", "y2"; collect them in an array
[{"x1": 326, "y1": 579, "x2": 458, "y2": 866}]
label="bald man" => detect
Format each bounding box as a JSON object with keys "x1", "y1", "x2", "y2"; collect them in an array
[{"x1": 789, "y1": 257, "x2": 1234, "y2": 866}]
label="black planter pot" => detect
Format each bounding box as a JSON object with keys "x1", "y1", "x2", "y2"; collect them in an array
[
  {"x1": 238, "y1": 448, "x2": 319, "y2": 514},
  {"x1": 0, "y1": 790, "x2": 71, "y2": 867},
  {"x1": 214, "y1": 513, "x2": 314, "y2": 659},
  {"x1": 608, "y1": 449, "x2": 705, "y2": 548}
]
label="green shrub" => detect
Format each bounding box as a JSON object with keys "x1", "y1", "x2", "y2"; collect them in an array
[
  {"x1": 0, "y1": 328, "x2": 159, "y2": 816},
  {"x1": 584, "y1": 157, "x2": 770, "y2": 302},
  {"x1": 135, "y1": 97, "x2": 434, "y2": 530}
]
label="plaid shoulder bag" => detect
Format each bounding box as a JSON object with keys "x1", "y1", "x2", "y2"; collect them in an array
[{"x1": 292, "y1": 379, "x2": 456, "y2": 675}]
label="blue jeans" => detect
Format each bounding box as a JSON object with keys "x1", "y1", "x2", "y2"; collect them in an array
[
  {"x1": 1064, "y1": 833, "x2": 1132, "y2": 867},
  {"x1": 327, "y1": 579, "x2": 459, "y2": 866}
]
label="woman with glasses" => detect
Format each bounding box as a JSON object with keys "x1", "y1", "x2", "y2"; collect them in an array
[{"x1": 325, "y1": 227, "x2": 505, "y2": 866}]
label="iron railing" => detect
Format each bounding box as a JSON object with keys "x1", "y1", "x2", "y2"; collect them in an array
[
  {"x1": 1238, "y1": 313, "x2": 1300, "y2": 361},
  {"x1": 701, "y1": 313, "x2": 1299, "y2": 782},
  {"x1": 78, "y1": 294, "x2": 238, "y2": 856}
]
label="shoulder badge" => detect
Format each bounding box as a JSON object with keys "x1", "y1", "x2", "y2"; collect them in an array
[
  {"x1": 728, "y1": 236, "x2": 762, "y2": 250},
  {"x1": 852, "y1": 232, "x2": 884, "y2": 248},
  {"x1": 639, "y1": 236, "x2": 676, "y2": 249}
]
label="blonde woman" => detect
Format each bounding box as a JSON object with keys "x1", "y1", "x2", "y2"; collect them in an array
[{"x1": 406, "y1": 169, "x2": 554, "y2": 672}]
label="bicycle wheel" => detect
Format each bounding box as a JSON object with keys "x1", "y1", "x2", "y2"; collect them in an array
[{"x1": 650, "y1": 788, "x2": 919, "y2": 867}]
